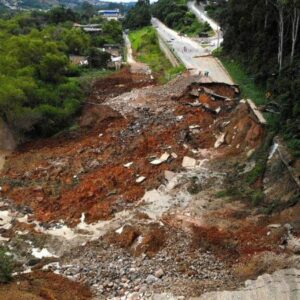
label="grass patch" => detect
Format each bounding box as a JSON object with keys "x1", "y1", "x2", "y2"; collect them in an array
[
  {"x1": 129, "y1": 26, "x2": 185, "y2": 83},
  {"x1": 216, "y1": 187, "x2": 264, "y2": 206},
  {"x1": 245, "y1": 161, "x2": 266, "y2": 185},
  {"x1": 213, "y1": 49, "x2": 281, "y2": 132},
  {"x1": 213, "y1": 48, "x2": 266, "y2": 106},
  {"x1": 175, "y1": 17, "x2": 212, "y2": 37},
  {"x1": 0, "y1": 247, "x2": 14, "y2": 283},
  {"x1": 78, "y1": 68, "x2": 115, "y2": 81},
  {"x1": 216, "y1": 187, "x2": 243, "y2": 199}
]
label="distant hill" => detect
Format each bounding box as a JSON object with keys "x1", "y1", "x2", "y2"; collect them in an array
[{"x1": 0, "y1": 0, "x2": 136, "y2": 10}]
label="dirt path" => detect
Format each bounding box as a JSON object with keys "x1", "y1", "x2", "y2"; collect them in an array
[{"x1": 124, "y1": 33, "x2": 152, "y2": 76}]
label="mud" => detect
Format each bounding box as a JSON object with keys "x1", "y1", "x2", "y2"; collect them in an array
[
  {"x1": 0, "y1": 84, "x2": 262, "y2": 226},
  {"x1": 0, "y1": 66, "x2": 299, "y2": 299},
  {"x1": 0, "y1": 271, "x2": 92, "y2": 300}
]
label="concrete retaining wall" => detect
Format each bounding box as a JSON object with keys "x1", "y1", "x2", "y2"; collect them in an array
[{"x1": 157, "y1": 36, "x2": 181, "y2": 67}]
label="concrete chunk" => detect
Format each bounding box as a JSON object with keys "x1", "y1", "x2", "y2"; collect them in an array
[
  {"x1": 136, "y1": 176, "x2": 146, "y2": 183},
  {"x1": 182, "y1": 156, "x2": 196, "y2": 168},
  {"x1": 247, "y1": 99, "x2": 267, "y2": 125},
  {"x1": 150, "y1": 152, "x2": 170, "y2": 165},
  {"x1": 164, "y1": 170, "x2": 176, "y2": 181},
  {"x1": 124, "y1": 162, "x2": 133, "y2": 168},
  {"x1": 214, "y1": 133, "x2": 226, "y2": 148}
]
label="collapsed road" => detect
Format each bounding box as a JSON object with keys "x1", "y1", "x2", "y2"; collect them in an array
[
  {"x1": 152, "y1": 18, "x2": 233, "y2": 85},
  {"x1": 0, "y1": 55, "x2": 299, "y2": 299}
]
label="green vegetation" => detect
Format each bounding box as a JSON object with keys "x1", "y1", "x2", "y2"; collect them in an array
[
  {"x1": 216, "y1": 134, "x2": 275, "y2": 207},
  {"x1": 216, "y1": 186, "x2": 265, "y2": 207},
  {"x1": 0, "y1": 247, "x2": 14, "y2": 283},
  {"x1": 151, "y1": 0, "x2": 212, "y2": 37},
  {"x1": 78, "y1": 69, "x2": 115, "y2": 81},
  {"x1": 0, "y1": 7, "x2": 123, "y2": 138},
  {"x1": 213, "y1": 49, "x2": 267, "y2": 106},
  {"x1": 123, "y1": 0, "x2": 151, "y2": 30},
  {"x1": 87, "y1": 47, "x2": 111, "y2": 68},
  {"x1": 196, "y1": 0, "x2": 227, "y2": 23},
  {"x1": 216, "y1": 0, "x2": 300, "y2": 157},
  {"x1": 129, "y1": 26, "x2": 185, "y2": 83}
]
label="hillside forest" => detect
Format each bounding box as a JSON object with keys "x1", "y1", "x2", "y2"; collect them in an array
[
  {"x1": 197, "y1": 0, "x2": 300, "y2": 155},
  {"x1": 0, "y1": 6, "x2": 122, "y2": 137}
]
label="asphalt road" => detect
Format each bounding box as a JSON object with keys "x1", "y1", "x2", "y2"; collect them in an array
[
  {"x1": 187, "y1": 1, "x2": 223, "y2": 49},
  {"x1": 152, "y1": 18, "x2": 234, "y2": 85}
]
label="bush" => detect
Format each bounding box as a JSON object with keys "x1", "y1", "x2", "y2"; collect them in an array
[
  {"x1": 87, "y1": 47, "x2": 111, "y2": 68},
  {"x1": 0, "y1": 248, "x2": 13, "y2": 283},
  {"x1": 250, "y1": 190, "x2": 265, "y2": 206},
  {"x1": 123, "y1": 0, "x2": 151, "y2": 30}
]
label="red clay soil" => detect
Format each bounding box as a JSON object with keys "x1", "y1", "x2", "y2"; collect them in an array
[
  {"x1": 1, "y1": 103, "x2": 218, "y2": 225},
  {"x1": 0, "y1": 72, "x2": 264, "y2": 226},
  {"x1": 106, "y1": 223, "x2": 166, "y2": 257},
  {"x1": 88, "y1": 67, "x2": 154, "y2": 104},
  {"x1": 0, "y1": 271, "x2": 92, "y2": 300},
  {"x1": 191, "y1": 221, "x2": 285, "y2": 263}
]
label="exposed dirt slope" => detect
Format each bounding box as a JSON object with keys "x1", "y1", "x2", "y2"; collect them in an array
[{"x1": 0, "y1": 67, "x2": 299, "y2": 299}]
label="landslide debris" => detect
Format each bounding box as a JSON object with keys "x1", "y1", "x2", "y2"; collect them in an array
[
  {"x1": 0, "y1": 67, "x2": 299, "y2": 299},
  {"x1": 0, "y1": 76, "x2": 248, "y2": 226},
  {"x1": 0, "y1": 271, "x2": 92, "y2": 300}
]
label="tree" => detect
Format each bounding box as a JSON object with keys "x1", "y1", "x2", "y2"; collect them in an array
[
  {"x1": 290, "y1": 0, "x2": 300, "y2": 64},
  {"x1": 38, "y1": 53, "x2": 68, "y2": 82},
  {"x1": 48, "y1": 6, "x2": 78, "y2": 24},
  {"x1": 220, "y1": 0, "x2": 300, "y2": 155},
  {"x1": 80, "y1": 2, "x2": 96, "y2": 21},
  {"x1": 0, "y1": 248, "x2": 14, "y2": 283},
  {"x1": 102, "y1": 20, "x2": 123, "y2": 44},
  {"x1": 87, "y1": 47, "x2": 111, "y2": 68},
  {"x1": 123, "y1": 0, "x2": 151, "y2": 30},
  {"x1": 270, "y1": 0, "x2": 289, "y2": 73},
  {"x1": 63, "y1": 28, "x2": 90, "y2": 55}
]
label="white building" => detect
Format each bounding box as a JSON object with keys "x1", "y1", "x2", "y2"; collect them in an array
[{"x1": 98, "y1": 9, "x2": 121, "y2": 21}]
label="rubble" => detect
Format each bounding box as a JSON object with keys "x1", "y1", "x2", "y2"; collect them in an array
[
  {"x1": 246, "y1": 99, "x2": 267, "y2": 125},
  {"x1": 136, "y1": 176, "x2": 146, "y2": 183},
  {"x1": 182, "y1": 157, "x2": 197, "y2": 169},
  {"x1": 199, "y1": 268, "x2": 300, "y2": 300},
  {"x1": 164, "y1": 170, "x2": 176, "y2": 181},
  {"x1": 124, "y1": 162, "x2": 134, "y2": 168},
  {"x1": 1, "y1": 66, "x2": 297, "y2": 300},
  {"x1": 214, "y1": 133, "x2": 226, "y2": 148},
  {"x1": 150, "y1": 152, "x2": 170, "y2": 165}
]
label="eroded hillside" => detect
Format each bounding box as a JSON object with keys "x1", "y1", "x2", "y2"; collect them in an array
[{"x1": 0, "y1": 66, "x2": 299, "y2": 299}]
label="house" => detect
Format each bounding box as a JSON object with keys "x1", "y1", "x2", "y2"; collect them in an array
[
  {"x1": 98, "y1": 9, "x2": 122, "y2": 21},
  {"x1": 108, "y1": 56, "x2": 122, "y2": 70},
  {"x1": 102, "y1": 44, "x2": 123, "y2": 70},
  {"x1": 73, "y1": 23, "x2": 102, "y2": 34}
]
